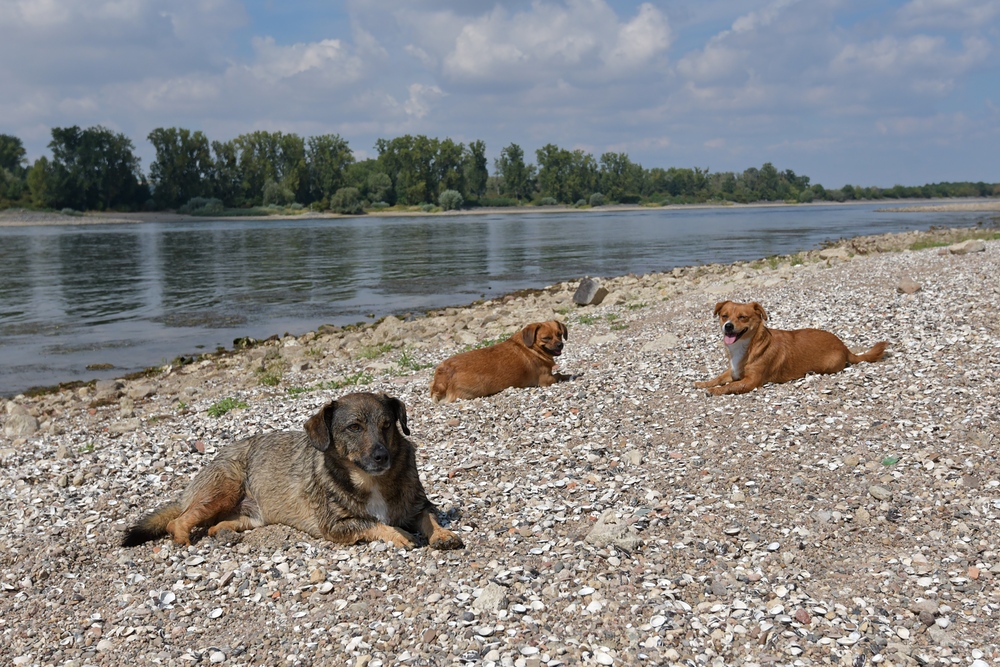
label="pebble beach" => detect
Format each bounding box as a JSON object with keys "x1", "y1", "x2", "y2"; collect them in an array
[{"x1": 2, "y1": 222, "x2": 1000, "y2": 667}]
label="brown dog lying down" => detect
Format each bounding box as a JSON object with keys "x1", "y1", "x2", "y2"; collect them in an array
[
  {"x1": 430, "y1": 320, "x2": 570, "y2": 402},
  {"x1": 122, "y1": 392, "x2": 463, "y2": 550},
  {"x1": 695, "y1": 300, "x2": 887, "y2": 396}
]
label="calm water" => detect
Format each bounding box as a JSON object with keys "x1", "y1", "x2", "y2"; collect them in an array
[{"x1": 0, "y1": 204, "x2": 993, "y2": 396}]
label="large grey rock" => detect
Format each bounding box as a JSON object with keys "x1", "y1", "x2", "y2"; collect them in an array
[
  {"x1": 819, "y1": 247, "x2": 851, "y2": 261},
  {"x1": 573, "y1": 277, "x2": 609, "y2": 306},
  {"x1": 948, "y1": 239, "x2": 986, "y2": 255},
  {"x1": 4, "y1": 413, "x2": 40, "y2": 438},
  {"x1": 897, "y1": 276, "x2": 921, "y2": 294}
]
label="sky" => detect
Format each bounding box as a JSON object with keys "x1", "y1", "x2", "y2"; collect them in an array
[{"x1": 1, "y1": 0, "x2": 998, "y2": 189}]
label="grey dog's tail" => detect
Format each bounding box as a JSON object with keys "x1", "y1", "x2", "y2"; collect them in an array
[
  {"x1": 847, "y1": 341, "x2": 887, "y2": 365},
  {"x1": 121, "y1": 503, "x2": 183, "y2": 547}
]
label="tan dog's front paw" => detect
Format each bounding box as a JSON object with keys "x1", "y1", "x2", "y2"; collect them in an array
[
  {"x1": 429, "y1": 528, "x2": 465, "y2": 550},
  {"x1": 706, "y1": 386, "x2": 727, "y2": 396},
  {"x1": 693, "y1": 380, "x2": 712, "y2": 388}
]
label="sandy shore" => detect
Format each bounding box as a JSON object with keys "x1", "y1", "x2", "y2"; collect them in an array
[
  {"x1": 3, "y1": 198, "x2": 997, "y2": 227},
  {"x1": 2, "y1": 225, "x2": 999, "y2": 666}
]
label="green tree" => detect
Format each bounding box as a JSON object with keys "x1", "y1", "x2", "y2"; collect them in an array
[
  {"x1": 599, "y1": 152, "x2": 644, "y2": 202},
  {"x1": 376, "y1": 134, "x2": 452, "y2": 205},
  {"x1": 209, "y1": 140, "x2": 242, "y2": 207},
  {"x1": 306, "y1": 134, "x2": 354, "y2": 203},
  {"x1": 26, "y1": 157, "x2": 56, "y2": 207},
  {"x1": 494, "y1": 143, "x2": 535, "y2": 201},
  {"x1": 48, "y1": 125, "x2": 146, "y2": 210},
  {"x1": 0, "y1": 134, "x2": 27, "y2": 174},
  {"x1": 147, "y1": 127, "x2": 213, "y2": 209},
  {"x1": 537, "y1": 144, "x2": 598, "y2": 203},
  {"x1": 229, "y1": 131, "x2": 307, "y2": 206},
  {"x1": 462, "y1": 140, "x2": 488, "y2": 201}
]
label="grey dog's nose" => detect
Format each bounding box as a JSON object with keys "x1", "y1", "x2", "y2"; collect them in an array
[{"x1": 372, "y1": 444, "x2": 389, "y2": 466}]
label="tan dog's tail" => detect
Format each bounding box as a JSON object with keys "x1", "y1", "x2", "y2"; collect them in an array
[
  {"x1": 121, "y1": 503, "x2": 183, "y2": 547},
  {"x1": 847, "y1": 341, "x2": 887, "y2": 364},
  {"x1": 429, "y1": 366, "x2": 453, "y2": 403}
]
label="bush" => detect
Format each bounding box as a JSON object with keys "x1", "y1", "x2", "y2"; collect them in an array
[
  {"x1": 330, "y1": 187, "x2": 364, "y2": 215},
  {"x1": 262, "y1": 179, "x2": 295, "y2": 207},
  {"x1": 439, "y1": 189, "x2": 464, "y2": 211},
  {"x1": 575, "y1": 199, "x2": 588, "y2": 207},
  {"x1": 797, "y1": 189, "x2": 814, "y2": 203},
  {"x1": 538, "y1": 197, "x2": 558, "y2": 206},
  {"x1": 178, "y1": 197, "x2": 224, "y2": 215},
  {"x1": 617, "y1": 193, "x2": 641, "y2": 204},
  {"x1": 420, "y1": 203, "x2": 437, "y2": 212},
  {"x1": 589, "y1": 193, "x2": 605, "y2": 206},
  {"x1": 369, "y1": 201, "x2": 389, "y2": 211}
]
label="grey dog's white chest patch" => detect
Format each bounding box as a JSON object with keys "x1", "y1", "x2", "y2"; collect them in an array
[{"x1": 365, "y1": 487, "x2": 390, "y2": 523}]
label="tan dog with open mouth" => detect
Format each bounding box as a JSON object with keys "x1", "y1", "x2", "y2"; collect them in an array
[
  {"x1": 430, "y1": 320, "x2": 570, "y2": 402},
  {"x1": 121, "y1": 392, "x2": 463, "y2": 550},
  {"x1": 695, "y1": 301, "x2": 887, "y2": 395}
]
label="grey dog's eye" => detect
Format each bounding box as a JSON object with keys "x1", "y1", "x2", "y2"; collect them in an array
[{"x1": 347, "y1": 423, "x2": 362, "y2": 433}]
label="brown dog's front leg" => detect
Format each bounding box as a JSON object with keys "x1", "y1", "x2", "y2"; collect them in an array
[
  {"x1": 418, "y1": 510, "x2": 464, "y2": 550},
  {"x1": 707, "y1": 376, "x2": 762, "y2": 396},
  {"x1": 695, "y1": 370, "x2": 732, "y2": 389}
]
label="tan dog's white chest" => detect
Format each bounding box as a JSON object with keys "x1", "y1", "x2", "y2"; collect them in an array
[{"x1": 727, "y1": 337, "x2": 751, "y2": 380}]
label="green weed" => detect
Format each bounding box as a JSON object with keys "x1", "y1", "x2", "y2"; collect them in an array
[{"x1": 208, "y1": 397, "x2": 249, "y2": 417}]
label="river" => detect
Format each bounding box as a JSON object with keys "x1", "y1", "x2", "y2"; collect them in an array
[{"x1": 0, "y1": 203, "x2": 993, "y2": 396}]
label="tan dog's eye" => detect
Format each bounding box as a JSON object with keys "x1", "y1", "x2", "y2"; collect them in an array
[{"x1": 739, "y1": 316, "x2": 748, "y2": 322}]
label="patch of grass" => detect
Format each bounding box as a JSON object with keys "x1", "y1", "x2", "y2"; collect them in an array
[
  {"x1": 624, "y1": 302, "x2": 647, "y2": 311},
  {"x1": 207, "y1": 397, "x2": 248, "y2": 417},
  {"x1": 555, "y1": 305, "x2": 574, "y2": 315},
  {"x1": 575, "y1": 314, "x2": 598, "y2": 325},
  {"x1": 907, "y1": 231, "x2": 1000, "y2": 252},
  {"x1": 305, "y1": 346, "x2": 324, "y2": 358},
  {"x1": 285, "y1": 371, "x2": 374, "y2": 397},
  {"x1": 257, "y1": 363, "x2": 283, "y2": 387},
  {"x1": 286, "y1": 386, "x2": 311, "y2": 397},
  {"x1": 359, "y1": 343, "x2": 394, "y2": 360},
  {"x1": 80, "y1": 442, "x2": 95, "y2": 453},
  {"x1": 397, "y1": 348, "x2": 432, "y2": 373}
]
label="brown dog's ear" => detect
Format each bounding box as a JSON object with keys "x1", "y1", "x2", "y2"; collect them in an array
[
  {"x1": 751, "y1": 302, "x2": 768, "y2": 321},
  {"x1": 521, "y1": 323, "x2": 540, "y2": 348},
  {"x1": 556, "y1": 320, "x2": 568, "y2": 340},
  {"x1": 713, "y1": 301, "x2": 729, "y2": 316},
  {"x1": 304, "y1": 401, "x2": 336, "y2": 452},
  {"x1": 381, "y1": 394, "x2": 410, "y2": 436}
]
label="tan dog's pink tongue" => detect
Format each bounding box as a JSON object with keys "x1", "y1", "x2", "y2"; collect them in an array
[{"x1": 724, "y1": 333, "x2": 738, "y2": 345}]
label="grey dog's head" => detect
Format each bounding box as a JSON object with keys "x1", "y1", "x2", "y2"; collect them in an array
[{"x1": 304, "y1": 392, "x2": 409, "y2": 475}]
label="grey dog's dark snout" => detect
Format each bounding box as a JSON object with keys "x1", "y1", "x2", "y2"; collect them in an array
[{"x1": 372, "y1": 443, "x2": 389, "y2": 467}]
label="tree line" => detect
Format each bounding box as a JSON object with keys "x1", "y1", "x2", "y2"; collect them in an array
[{"x1": 1, "y1": 127, "x2": 997, "y2": 215}]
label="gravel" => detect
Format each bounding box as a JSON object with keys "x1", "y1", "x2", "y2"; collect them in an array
[{"x1": 2, "y1": 226, "x2": 999, "y2": 667}]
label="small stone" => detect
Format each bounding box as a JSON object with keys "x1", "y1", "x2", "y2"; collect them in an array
[
  {"x1": 472, "y1": 582, "x2": 508, "y2": 612},
  {"x1": 595, "y1": 651, "x2": 614, "y2": 665},
  {"x1": 794, "y1": 608, "x2": 811, "y2": 625},
  {"x1": 868, "y1": 485, "x2": 892, "y2": 501},
  {"x1": 3, "y1": 413, "x2": 39, "y2": 438},
  {"x1": 896, "y1": 277, "x2": 921, "y2": 294},
  {"x1": 948, "y1": 239, "x2": 986, "y2": 255}
]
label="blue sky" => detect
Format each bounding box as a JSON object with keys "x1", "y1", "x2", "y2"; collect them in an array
[{"x1": 1, "y1": 0, "x2": 997, "y2": 189}]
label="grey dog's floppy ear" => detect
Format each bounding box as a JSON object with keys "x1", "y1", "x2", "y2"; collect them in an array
[
  {"x1": 304, "y1": 401, "x2": 336, "y2": 451},
  {"x1": 382, "y1": 394, "x2": 410, "y2": 436}
]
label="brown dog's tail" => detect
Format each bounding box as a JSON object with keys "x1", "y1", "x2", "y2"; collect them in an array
[
  {"x1": 121, "y1": 503, "x2": 183, "y2": 547},
  {"x1": 429, "y1": 366, "x2": 453, "y2": 403},
  {"x1": 847, "y1": 341, "x2": 887, "y2": 365}
]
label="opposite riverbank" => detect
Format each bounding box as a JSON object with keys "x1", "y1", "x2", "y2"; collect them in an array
[
  {"x1": 2, "y1": 197, "x2": 999, "y2": 227},
  {"x1": 2, "y1": 224, "x2": 999, "y2": 666}
]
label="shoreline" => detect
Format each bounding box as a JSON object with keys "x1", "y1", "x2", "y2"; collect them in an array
[
  {"x1": 2, "y1": 197, "x2": 999, "y2": 228},
  {"x1": 5, "y1": 221, "x2": 997, "y2": 400}
]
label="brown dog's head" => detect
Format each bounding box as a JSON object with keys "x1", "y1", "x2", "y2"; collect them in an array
[
  {"x1": 520, "y1": 320, "x2": 568, "y2": 357},
  {"x1": 304, "y1": 392, "x2": 410, "y2": 475},
  {"x1": 711, "y1": 301, "x2": 767, "y2": 346}
]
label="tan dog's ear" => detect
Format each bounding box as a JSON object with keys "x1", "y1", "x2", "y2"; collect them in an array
[
  {"x1": 304, "y1": 401, "x2": 336, "y2": 452},
  {"x1": 521, "y1": 323, "x2": 540, "y2": 348},
  {"x1": 381, "y1": 394, "x2": 410, "y2": 436},
  {"x1": 557, "y1": 320, "x2": 568, "y2": 340},
  {"x1": 713, "y1": 301, "x2": 729, "y2": 316},
  {"x1": 751, "y1": 302, "x2": 768, "y2": 321}
]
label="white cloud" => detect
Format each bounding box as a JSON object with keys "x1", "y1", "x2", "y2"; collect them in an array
[
  {"x1": 245, "y1": 37, "x2": 365, "y2": 85},
  {"x1": 403, "y1": 83, "x2": 445, "y2": 118},
  {"x1": 897, "y1": 0, "x2": 1000, "y2": 29}
]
